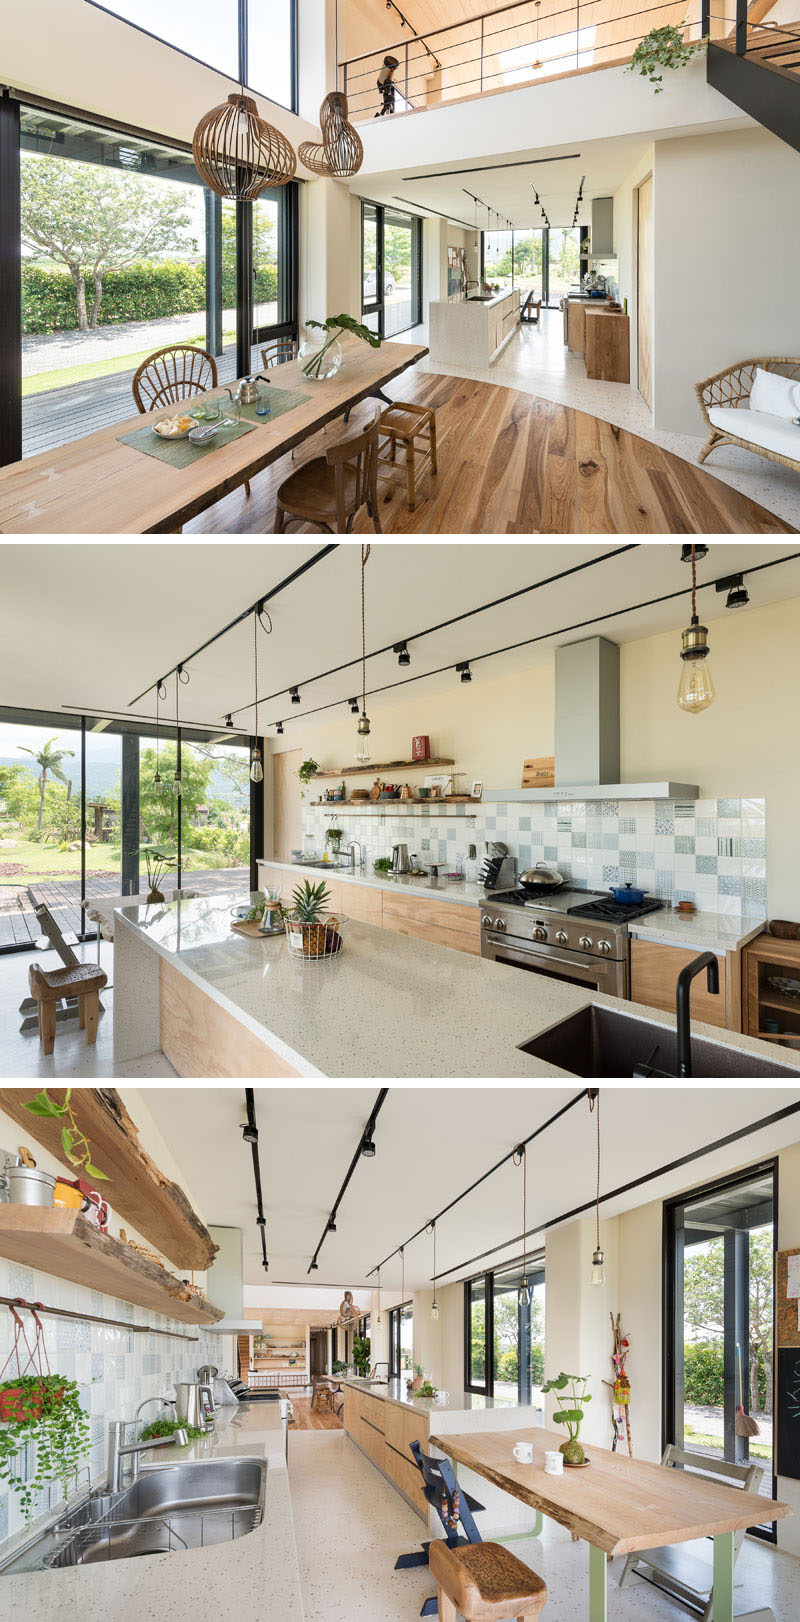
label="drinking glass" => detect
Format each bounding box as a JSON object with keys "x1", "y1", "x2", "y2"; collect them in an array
[{"x1": 255, "y1": 385, "x2": 271, "y2": 418}]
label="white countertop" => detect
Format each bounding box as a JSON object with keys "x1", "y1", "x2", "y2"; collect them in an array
[
  {"x1": 114, "y1": 890, "x2": 798, "y2": 1079},
  {"x1": 258, "y1": 857, "x2": 482, "y2": 909},
  {"x1": 628, "y1": 911, "x2": 766, "y2": 953},
  {"x1": 430, "y1": 288, "x2": 515, "y2": 310},
  {"x1": 0, "y1": 1404, "x2": 303, "y2": 1621},
  {"x1": 342, "y1": 1377, "x2": 524, "y2": 1416}
]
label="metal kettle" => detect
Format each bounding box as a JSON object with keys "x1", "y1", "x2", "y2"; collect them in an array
[
  {"x1": 229, "y1": 374, "x2": 268, "y2": 405},
  {"x1": 174, "y1": 1380, "x2": 215, "y2": 1429},
  {"x1": 391, "y1": 843, "x2": 410, "y2": 874}
]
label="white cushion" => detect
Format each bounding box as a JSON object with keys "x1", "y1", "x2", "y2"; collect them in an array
[
  {"x1": 750, "y1": 366, "x2": 800, "y2": 421},
  {"x1": 708, "y1": 405, "x2": 800, "y2": 462}
]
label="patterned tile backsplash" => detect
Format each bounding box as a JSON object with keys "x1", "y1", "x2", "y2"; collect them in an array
[
  {"x1": 0, "y1": 1249, "x2": 223, "y2": 1548},
  {"x1": 304, "y1": 796, "x2": 767, "y2": 916}
]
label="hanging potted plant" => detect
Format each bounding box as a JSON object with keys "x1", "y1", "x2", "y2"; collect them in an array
[
  {"x1": 0, "y1": 1307, "x2": 91, "y2": 1524},
  {"x1": 297, "y1": 758, "x2": 319, "y2": 800},
  {"x1": 541, "y1": 1371, "x2": 593, "y2": 1465},
  {"x1": 325, "y1": 827, "x2": 344, "y2": 854},
  {"x1": 628, "y1": 25, "x2": 705, "y2": 93}
]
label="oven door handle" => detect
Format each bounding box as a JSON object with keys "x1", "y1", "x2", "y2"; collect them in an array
[{"x1": 482, "y1": 937, "x2": 627, "y2": 995}]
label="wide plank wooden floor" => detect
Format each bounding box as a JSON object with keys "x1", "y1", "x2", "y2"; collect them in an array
[
  {"x1": 186, "y1": 372, "x2": 793, "y2": 535},
  {"x1": 290, "y1": 1395, "x2": 343, "y2": 1431}
]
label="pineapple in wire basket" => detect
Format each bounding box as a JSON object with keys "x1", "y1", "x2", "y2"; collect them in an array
[{"x1": 287, "y1": 879, "x2": 341, "y2": 958}]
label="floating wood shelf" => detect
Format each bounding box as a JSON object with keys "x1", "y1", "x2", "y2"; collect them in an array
[
  {"x1": 0, "y1": 1208, "x2": 224, "y2": 1325},
  {"x1": 0, "y1": 1088, "x2": 216, "y2": 1270},
  {"x1": 311, "y1": 758, "x2": 454, "y2": 779},
  {"x1": 310, "y1": 800, "x2": 478, "y2": 812}
]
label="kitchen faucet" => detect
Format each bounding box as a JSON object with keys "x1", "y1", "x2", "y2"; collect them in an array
[
  {"x1": 346, "y1": 839, "x2": 364, "y2": 872},
  {"x1": 676, "y1": 952, "x2": 720, "y2": 1077},
  {"x1": 107, "y1": 1417, "x2": 188, "y2": 1491},
  {"x1": 135, "y1": 1394, "x2": 177, "y2": 1436}
]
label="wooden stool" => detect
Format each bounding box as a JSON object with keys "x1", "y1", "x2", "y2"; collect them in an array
[
  {"x1": 429, "y1": 1539, "x2": 547, "y2": 1621},
  {"x1": 378, "y1": 400, "x2": 437, "y2": 510},
  {"x1": 28, "y1": 962, "x2": 108, "y2": 1055}
]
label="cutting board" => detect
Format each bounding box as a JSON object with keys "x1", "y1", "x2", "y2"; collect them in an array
[{"x1": 231, "y1": 918, "x2": 283, "y2": 939}]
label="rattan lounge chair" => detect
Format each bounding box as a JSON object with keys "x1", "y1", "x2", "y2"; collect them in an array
[{"x1": 695, "y1": 357, "x2": 800, "y2": 473}]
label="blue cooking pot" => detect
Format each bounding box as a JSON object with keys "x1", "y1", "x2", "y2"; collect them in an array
[{"x1": 609, "y1": 882, "x2": 646, "y2": 905}]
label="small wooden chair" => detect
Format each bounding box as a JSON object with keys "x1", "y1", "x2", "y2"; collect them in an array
[
  {"x1": 429, "y1": 1539, "x2": 547, "y2": 1621},
  {"x1": 275, "y1": 399, "x2": 382, "y2": 533},
  {"x1": 132, "y1": 343, "x2": 250, "y2": 505},
  {"x1": 377, "y1": 400, "x2": 437, "y2": 511},
  {"x1": 261, "y1": 339, "x2": 298, "y2": 369},
  {"x1": 28, "y1": 962, "x2": 108, "y2": 1055}
]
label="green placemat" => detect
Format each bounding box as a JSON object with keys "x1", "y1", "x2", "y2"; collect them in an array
[{"x1": 118, "y1": 384, "x2": 310, "y2": 468}]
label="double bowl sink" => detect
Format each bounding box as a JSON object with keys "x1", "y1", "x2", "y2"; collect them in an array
[{"x1": 3, "y1": 1457, "x2": 265, "y2": 1572}]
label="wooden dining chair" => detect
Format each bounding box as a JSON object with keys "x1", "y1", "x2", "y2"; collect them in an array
[
  {"x1": 261, "y1": 338, "x2": 299, "y2": 369},
  {"x1": 274, "y1": 399, "x2": 382, "y2": 533},
  {"x1": 132, "y1": 343, "x2": 250, "y2": 507}
]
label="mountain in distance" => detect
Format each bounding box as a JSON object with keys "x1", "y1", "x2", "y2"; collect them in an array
[{"x1": 0, "y1": 757, "x2": 246, "y2": 805}]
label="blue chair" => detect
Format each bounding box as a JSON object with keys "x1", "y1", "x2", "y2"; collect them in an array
[{"x1": 395, "y1": 1440, "x2": 484, "y2": 1617}]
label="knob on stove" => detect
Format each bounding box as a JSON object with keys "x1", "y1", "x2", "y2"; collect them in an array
[
  {"x1": 579, "y1": 935, "x2": 593, "y2": 951},
  {"x1": 597, "y1": 939, "x2": 612, "y2": 955},
  {"x1": 494, "y1": 917, "x2": 506, "y2": 932},
  {"x1": 554, "y1": 929, "x2": 568, "y2": 945},
  {"x1": 481, "y1": 915, "x2": 493, "y2": 929},
  {"x1": 532, "y1": 924, "x2": 547, "y2": 942}
]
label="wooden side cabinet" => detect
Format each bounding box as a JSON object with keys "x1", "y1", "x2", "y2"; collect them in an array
[
  {"x1": 743, "y1": 933, "x2": 800, "y2": 1049},
  {"x1": 630, "y1": 938, "x2": 741, "y2": 1031}
]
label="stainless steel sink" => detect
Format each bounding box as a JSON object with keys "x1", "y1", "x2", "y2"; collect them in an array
[
  {"x1": 521, "y1": 1005, "x2": 800, "y2": 1078},
  {"x1": 44, "y1": 1457, "x2": 265, "y2": 1567}
]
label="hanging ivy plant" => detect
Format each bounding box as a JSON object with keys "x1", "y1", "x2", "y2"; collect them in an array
[
  {"x1": 628, "y1": 26, "x2": 705, "y2": 93},
  {"x1": 0, "y1": 1374, "x2": 91, "y2": 1524},
  {"x1": 23, "y1": 1087, "x2": 109, "y2": 1180}
]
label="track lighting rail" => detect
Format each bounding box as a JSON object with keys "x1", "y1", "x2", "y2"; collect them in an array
[
  {"x1": 366, "y1": 1089, "x2": 588, "y2": 1279},
  {"x1": 307, "y1": 1090, "x2": 389, "y2": 1275},
  {"x1": 243, "y1": 1088, "x2": 269, "y2": 1272}
]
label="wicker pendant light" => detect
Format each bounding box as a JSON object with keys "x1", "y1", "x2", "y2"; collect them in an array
[
  {"x1": 298, "y1": 91, "x2": 363, "y2": 179},
  {"x1": 193, "y1": 92, "x2": 296, "y2": 201}
]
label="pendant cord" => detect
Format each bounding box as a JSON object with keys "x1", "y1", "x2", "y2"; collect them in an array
[
  {"x1": 401, "y1": 1245, "x2": 405, "y2": 1305},
  {"x1": 361, "y1": 545, "x2": 371, "y2": 714},
  {"x1": 691, "y1": 544, "x2": 697, "y2": 619},
  {"x1": 589, "y1": 1092, "x2": 601, "y2": 1248},
  {"x1": 253, "y1": 610, "x2": 259, "y2": 738}
]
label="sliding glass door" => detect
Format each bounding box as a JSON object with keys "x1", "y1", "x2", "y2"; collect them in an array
[
  {"x1": 466, "y1": 1258, "x2": 545, "y2": 1409},
  {"x1": 361, "y1": 201, "x2": 421, "y2": 338},
  {"x1": 389, "y1": 1302, "x2": 413, "y2": 1378},
  {"x1": 665, "y1": 1164, "x2": 777, "y2": 1537}
]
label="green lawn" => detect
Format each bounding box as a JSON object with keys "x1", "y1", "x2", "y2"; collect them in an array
[
  {"x1": 684, "y1": 1425, "x2": 772, "y2": 1461},
  {"x1": 22, "y1": 331, "x2": 235, "y2": 398},
  {"x1": 0, "y1": 834, "x2": 246, "y2": 892}
]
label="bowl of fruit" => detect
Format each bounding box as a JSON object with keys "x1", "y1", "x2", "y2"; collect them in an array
[
  {"x1": 285, "y1": 879, "x2": 347, "y2": 960},
  {"x1": 152, "y1": 412, "x2": 195, "y2": 439}
]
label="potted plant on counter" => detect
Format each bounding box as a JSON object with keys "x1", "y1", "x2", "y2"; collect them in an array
[
  {"x1": 285, "y1": 878, "x2": 346, "y2": 959},
  {"x1": 353, "y1": 1336, "x2": 371, "y2": 1377},
  {"x1": 0, "y1": 1373, "x2": 90, "y2": 1523},
  {"x1": 299, "y1": 313, "x2": 382, "y2": 381},
  {"x1": 541, "y1": 1371, "x2": 593, "y2": 1465}
]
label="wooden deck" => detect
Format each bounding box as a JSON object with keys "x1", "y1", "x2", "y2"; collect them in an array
[{"x1": 0, "y1": 865, "x2": 249, "y2": 950}]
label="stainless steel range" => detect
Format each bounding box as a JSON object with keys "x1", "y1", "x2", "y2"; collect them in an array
[{"x1": 479, "y1": 888, "x2": 664, "y2": 998}]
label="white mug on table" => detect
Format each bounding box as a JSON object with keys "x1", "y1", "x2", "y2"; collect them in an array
[
  {"x1": 544, "y1": 1450, "x2": 564, "y2": 1475},
  {"x1": 513, "y1": 1441, "x2": 533, "y2": 1463}
]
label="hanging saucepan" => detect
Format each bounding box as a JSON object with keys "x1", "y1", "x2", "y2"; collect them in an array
[
  {"x1": 608, "y1": 882, "x2": 647, "y2": 905},
  {"x1": 518, "y1": 861, "x2": 566, "y2": 895}
]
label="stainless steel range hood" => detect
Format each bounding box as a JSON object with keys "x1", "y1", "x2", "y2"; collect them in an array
[{"x1": 485, "y1": 636, "x2": 698, "y2": 802}]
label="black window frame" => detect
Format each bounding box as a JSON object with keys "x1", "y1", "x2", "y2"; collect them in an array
[
  {"x1": 0, "y1": 702, "x2": 258, "y2": 955},
  {"x1": 388, "y1": 1300, "x2": 413, "y2": 1379},
  {"x1": 464, "y1": 1254, "x2": 545, "y2": 1403},
  {"x1": 662, "y1": 1157, "x2": 779, "y2": 1543},
  {"x1": 85, "y1": 0, "x2": 299, "y2": 115},
  {"x1": 360, "y1": 199, "x2": 422, "y2": 339}
]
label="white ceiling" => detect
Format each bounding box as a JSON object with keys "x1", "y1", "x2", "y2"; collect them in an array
[
  {"x1": 2, "y1": 543, "x2": 799, "y2": 737},
  {"x1": 139, "y1": 1087, "x2": 800, "y2": 1291}
]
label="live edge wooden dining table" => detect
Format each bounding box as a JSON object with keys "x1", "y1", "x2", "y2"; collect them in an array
[
  {"x1": 429, "y1": 1424, "x2": 790, "y2": 1622},
  {"x1": 0, "y1": 337, "x2": 428, "y2": 534}
]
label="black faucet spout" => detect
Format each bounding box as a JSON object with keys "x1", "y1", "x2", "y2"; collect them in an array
[{"x1": 676, "y1": 952, "x2": 720, "y2": 1077}]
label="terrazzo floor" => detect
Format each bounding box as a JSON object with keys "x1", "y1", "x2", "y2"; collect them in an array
[
  {"x1": 0, "y1": 938, "x2": 175, "y2": 1079},
  {"x1": 390, "y1": 312, "x2": 800, "y2": 532},
  {"x1": 288, "y1": 1431, "x2": 797, "y2": 1621}
]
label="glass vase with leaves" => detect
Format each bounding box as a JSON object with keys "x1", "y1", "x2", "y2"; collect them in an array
[{"x1": 299, "y1": 313, "x2": 382, "y2": 381}]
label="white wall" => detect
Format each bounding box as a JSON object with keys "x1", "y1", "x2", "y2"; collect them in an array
[
  {"x1": 613, "y1": 144, "x2": 655, "y2": 398},
  {"x1": 651, "y1": 128, "x2": 800, "y2": 435}
]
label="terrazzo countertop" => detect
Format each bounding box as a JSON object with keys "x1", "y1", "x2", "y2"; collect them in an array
[
  {"x1": 627, "y1": 910, "x2": 766, "y2": 953},
  {"x1": 258, "y1": 857, "x2": 482, "y2": 909},
  {"x1": 115, "y1": 891, "x2": 800, "y2": 1078},
  {"x1": 0, "y1": 1404, "x2": 304, "y2": 1620},
  {"x1": 342, "y1": 1378, "x2": 526, "y2": 1416}
]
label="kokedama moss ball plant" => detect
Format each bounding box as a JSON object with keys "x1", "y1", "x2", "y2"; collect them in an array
[
  {"x1": 0, "y1": 1374, "x2": 91, "y2": 1524},
  {"x1": 541, "y1": 1370, "x2": 593, "y2": 1465}
]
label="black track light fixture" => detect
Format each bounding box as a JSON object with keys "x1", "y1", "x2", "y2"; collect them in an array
[
  {"x1": 256, "y1": 1214, "x2": 266, "y2": 1228},
  {"x1": 361, "y1": 1128, "x2": 376, "y2": 1158},
  {"x1": 276, "y1": 720, "x2": 284, "y2": 735},
  {"x1": 328, "y1": 1217, "x2": 337, "y2": 1233},
  {"x1": 457, "y1": 661, "x2": 472, "y2": 684},
  {"x1": 310, "y1": 1259, "x2": 319, "y2": 1270},
  {"x1": 225, "y1": 714, "x2": 233, "y2": 728},
  {"x1": 240, "y1": 1119, "x2": 258, "y2": 1144},
  {"x1": 349, "y1": 696, "x2": 360, "y2": 714},
  {"x1": 716, "y1": 573, "x2": 750, "y2": 610},
  {"x1": 290, "y1": 685, "x2": 301, "y2": 704},
  {"x1": 681, "y1": 543, "x2": 708, "y2": 563},
  {"x1": 394, "y1": 641, "x2": 411, "y2": 666}
]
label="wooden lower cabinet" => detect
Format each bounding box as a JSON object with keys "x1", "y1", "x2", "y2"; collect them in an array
[
  {"x1": 381, "y1": 892, "x2": 481, "y2": 956},
  {"x1": 629, "y1": 938, "x2": 739, "y2": 1030},
  {"x1": 344, "y1": 1392, "x2": 429, "y2": 1522}
]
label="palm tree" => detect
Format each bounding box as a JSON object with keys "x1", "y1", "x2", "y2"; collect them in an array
[{"x1": 18, "y1": 736, "x2": 76, "y2": 833}]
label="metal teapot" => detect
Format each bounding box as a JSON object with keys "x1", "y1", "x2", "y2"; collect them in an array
[{"x1": 229, "y1": 374, "x2": 268, "y2": 405}]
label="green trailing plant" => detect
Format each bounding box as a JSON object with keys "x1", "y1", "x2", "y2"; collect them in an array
[
  {"x1": 139, "y1": 1416, "x2": 206, "y2": 1444},
  {"x1": 23, "y1": 1088, "x2": 109, "y2": 1181},
  {"x1": 628, "y1": 26, "x2": 705, "y2": 93},
  {"x1": 541, "y1": 1371, "x2": 593, "y2": 1464},
  {"x1": 301, "y1": 313, "x2": 382, "y2": 379},
  {"x1": 352, "y1": 1336, "x2": 371, "y2": 1378},
  {"x1": 0, "y1": 1374, "x2": 91, "y2": 1524},
  {"x1": 325, "y1": 827, "x2": 344, "y2": 848},
  {"x1": 297, "y1": 757, "x2": 319, "y2": 800}
]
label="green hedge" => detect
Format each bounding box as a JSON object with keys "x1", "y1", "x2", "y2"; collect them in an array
[
  {"x1": 684, "y1": 1340, "x2": 767, "y2": 1411},
  {"x1": 22, "y1": 259, "x2": 278, "y2": 335}
]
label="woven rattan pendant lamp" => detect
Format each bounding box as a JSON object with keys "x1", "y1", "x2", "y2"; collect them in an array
[
  {"x1": 193, "y1": 81, "x2": 296, "y2": 201},
  {"x1": 298, "y1": 91, "x2": 363, "y2": 179}
]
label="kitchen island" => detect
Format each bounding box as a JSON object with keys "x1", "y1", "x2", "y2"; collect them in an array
[
  {"x1": 429, "y1": 288, "x2": 519, "y2": 368},
  {"x1": 342, "y1": 1378, "x2": 542, "y2": 1537},
  {"x1": 112, "y1": 891, "x2": 799, "y2": 1079},
  {"x1": 0, "y1": 1403, "x2": 303, "y2": 1621}
]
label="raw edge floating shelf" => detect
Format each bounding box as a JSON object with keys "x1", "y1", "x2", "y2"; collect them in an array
[
  {"x1": 0, "y1": 1087, "x2": 216, "y2": 1271},
  {"x1": 0, "y1": 1207, "x2": 224, "y2": 1326},
  {"x1": 311, "y1": 758, "x2": 454, "y2": 779}
]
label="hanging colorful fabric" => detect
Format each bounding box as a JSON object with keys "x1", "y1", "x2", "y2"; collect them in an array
[{"x1": 614, "y1": 1372, "x2": 631, "y2": 1405}]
